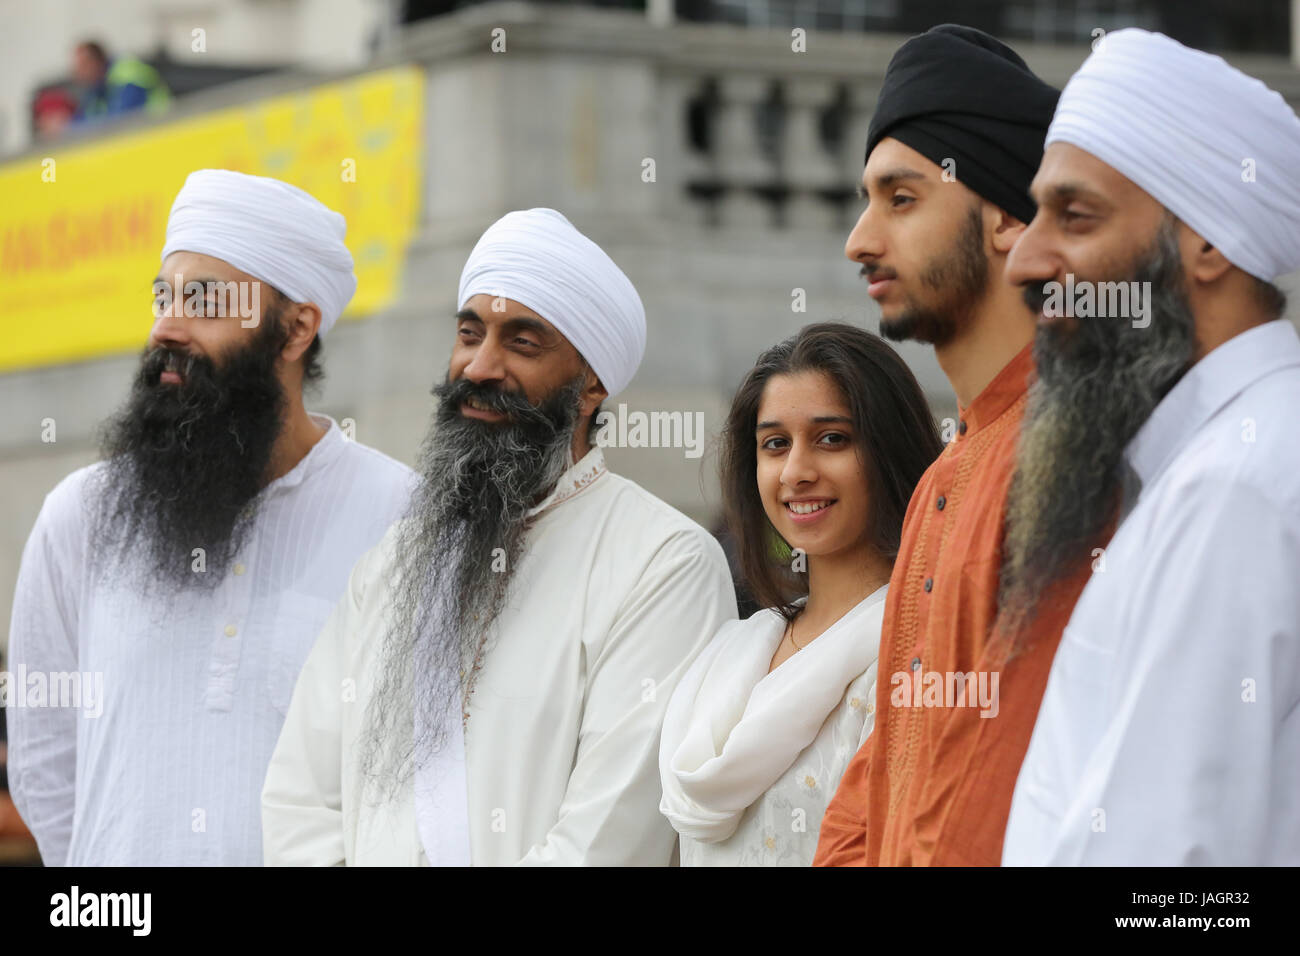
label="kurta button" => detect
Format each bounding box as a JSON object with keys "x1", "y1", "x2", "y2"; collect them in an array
[
  {"x1": 911, "y1": 656, "x2": 921, "y2": 671},
  {"x1": 233, "y1": 563, "x2": 246, "y2": 576},
  {"x1": 924, "y1": 577, "x2": 933, "y2": 592},
  {"x1": 936, "y1": 495, "x2": 946, "y2": 510},
  {"x1": 224, "y1": 624, "x2": 237, "y2": 637},
  {"x1": 959, "y1": 419, "x2": 967, "y2": 435}
]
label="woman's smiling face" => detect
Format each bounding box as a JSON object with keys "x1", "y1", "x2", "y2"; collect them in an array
[{"x1": 755, "y1": 370, "x2": 874, "y2": 562}]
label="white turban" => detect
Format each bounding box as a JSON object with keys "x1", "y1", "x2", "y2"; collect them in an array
[
  {"x1": 1047, "y1": 29, "x2": 1300, "y2": 281},
  {"x1": 457, "y1": 208, "x2": 646, "y2": 398},
  {"x1": 161, "y1": 169, "x2": 357, "y2": 335}
]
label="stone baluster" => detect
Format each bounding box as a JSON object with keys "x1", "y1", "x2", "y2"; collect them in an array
[
  {"x1": 664, "y1": 73, "x2": 718, "y2": 228},
  {"x1": 715, "y1": 74, "x2": 778, "y2": 229},
  {"x1": 783, "y1": 76, "x2": 846, "y2": 231}
]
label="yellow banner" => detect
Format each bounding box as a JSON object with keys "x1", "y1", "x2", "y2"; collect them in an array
[{"x1": 0, "y1": 66, "x2": 423, "y2": 372}]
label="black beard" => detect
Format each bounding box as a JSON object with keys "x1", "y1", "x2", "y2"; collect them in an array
[
  {"x1": 360, "y1": 371, "x2": 585, "y2": 799},
  {"x1": 877, "y1": 204, "x2": 989, "y2": 348},
  {"x1": 90, "y1": 319, "x2": 288, "y2": 590},
  {"x1": 998, "y1": 218, "x2": 1197, "y2": 641}
]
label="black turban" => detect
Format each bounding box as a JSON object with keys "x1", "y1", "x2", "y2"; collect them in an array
[{"x1": 865, "y1": 24, "x2": 1059, "y2": 224}]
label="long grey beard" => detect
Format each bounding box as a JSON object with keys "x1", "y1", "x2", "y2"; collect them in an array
[
  {"x1": 998, "y1": 217, "x2": 1197, "y2": 646},
  {"x1": 359, "y1": 374, "x2": 584, "y2": 801}
]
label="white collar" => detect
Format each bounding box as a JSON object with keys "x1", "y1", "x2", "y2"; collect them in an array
[
  {"x1": 262, "y1": 412, "x2": 345, "y2": 496},
  {"x1": 1125, "y1": 320, "x2": 1300, "y2": 488},
  {"x1": 525, "y1": 446, "x2": 608, "y2": 518}
]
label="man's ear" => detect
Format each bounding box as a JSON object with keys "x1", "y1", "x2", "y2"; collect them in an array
[
  {"x1": 1185, "y1": 227, "x2": 1234, "y2": 286},
  {"x1": 281, "y1": 301, "x2": 323, "y2": 363},
  {"x1": 990, "y1": 205, "x2": 1028, "y2": 255},
  {"x1": 581, "y1": 365, "x2": 609, "y2": 420}
]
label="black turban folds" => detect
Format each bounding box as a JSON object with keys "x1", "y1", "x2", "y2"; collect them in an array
[{"x1": 865, "y1": 24, "x2": 1059, "y2": 224}]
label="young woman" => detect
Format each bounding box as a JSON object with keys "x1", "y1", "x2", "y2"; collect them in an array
[{"x1": 660, "y1": 322, "x2": 942, "y2": 865}]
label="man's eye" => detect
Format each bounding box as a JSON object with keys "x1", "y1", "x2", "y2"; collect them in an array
[
  {"x1": 513, "y1": 337, "x2": 539, "y2": 348},
  {"x1": 891, "y1": 194, "x2": 914, "y2": 208}
]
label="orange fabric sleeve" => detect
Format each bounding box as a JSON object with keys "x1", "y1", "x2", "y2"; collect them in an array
[{"x1": 812, "y1": 745, "x2": 871, "y2": 866}]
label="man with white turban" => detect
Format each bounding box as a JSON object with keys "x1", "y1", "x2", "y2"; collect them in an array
[
  {"x1": 262, "y1": 208, "x2": 737, "y2": 865},
  {"x1": 997, "y1": 30, "x2": 1300, "y2": 864},
  {"x1": 5, "y1": 170, "x2": 415, "y2": 865}
]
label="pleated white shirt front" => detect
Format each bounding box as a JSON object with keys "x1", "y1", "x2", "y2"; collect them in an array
[{"x1": 5, "y1": 415, "x2": 415, "y2": 866}]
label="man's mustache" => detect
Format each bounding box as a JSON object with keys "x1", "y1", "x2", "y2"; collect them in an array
[
  {"x1": 860, "y1": 263, "x2": 898, "y2": 283},
  {"x1": 434, "y1": 377, "x2": 545, "y2": 422},
  {"x1": 141, "y1": 347, "x2": 203, "y2": 386},
  {"x1": 1022, "y1": 282, "x2": 1051, "y2": 314}
]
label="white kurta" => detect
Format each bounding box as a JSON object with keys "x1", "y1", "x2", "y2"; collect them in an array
[
  {"x1": 1003, "y1": 320, "x2": 1300, "y2": 866},
  {"x1": 261, "y1": 447, "x2": 738, "y2": 865},
  {"x1": 660, "y1": 586, "x2": 886, "y2": 866},
  {"x1": 4, "y1": 415, "x2": 415, "y2": 866}
]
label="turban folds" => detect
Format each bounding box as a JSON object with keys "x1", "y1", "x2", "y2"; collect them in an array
[
  {"x1": 866, "y1": 24, "x2": 1059, "y2": 224},
  {"x1": 1047, "y1": 29, "x2": 1300, "y2": 282},
  {"x1": 161, "y1": 169, "x2": 357, "y2": 335},
  {"x1": 457, "y1": 208, "x2": 646, "y2": 398}
]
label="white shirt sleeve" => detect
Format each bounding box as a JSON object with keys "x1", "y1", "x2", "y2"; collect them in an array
[
  {"x1": 261, "y1": 549, "x2": 368, "y2": 866},
  {"x1": 1035, "y1": 478, "x2": 1300, "y2": 865},
  {"x1": 6, "y1": 483, "x2": 84, "y2": 867},
  {"x1": 516, "y1": 536, "x2": 737, "y2": 865}
]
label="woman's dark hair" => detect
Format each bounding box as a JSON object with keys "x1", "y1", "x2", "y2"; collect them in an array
[{"x1": 720, "y1": 322, "x2": 942, "y2": 622}]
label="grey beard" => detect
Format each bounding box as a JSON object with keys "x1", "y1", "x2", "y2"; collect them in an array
[
  {"x1": 359, "y1": 373, "x2": 585, "y2": 801},
  {"x1": 998, "y1": 217, "x2": 1197, "y2": 645}
]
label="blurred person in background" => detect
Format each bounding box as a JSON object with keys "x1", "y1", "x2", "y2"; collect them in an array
[
  {"x1": 0, "y1": 699, "x2": 40, "y2": 864},
  {"x1": 71, "y1": 40, "x2": 171, "y2": 123},
  {"x1": 32, "y1": 87, "x2": 78, "y2": 142},
  {"x1": 5, "y1": 170, "x2": 414, "y2": 866}
]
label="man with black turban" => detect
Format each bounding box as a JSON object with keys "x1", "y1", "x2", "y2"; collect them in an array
[{"x1": 815, "y1": 25, "x2": 1091, "y2": 866}]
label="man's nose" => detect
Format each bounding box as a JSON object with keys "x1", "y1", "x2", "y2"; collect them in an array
[
  {"x1": 1005, "y1": 217, "x2": 1058, "y2": 288},
  {"x1": 461, "y1": 340, "x2": 507, "y2": 384},
  {"x1": 845, "y1": 203, "x2": 884, "y2": 266}
]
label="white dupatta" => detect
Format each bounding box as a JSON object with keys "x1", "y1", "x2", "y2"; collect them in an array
[{"x1": 659, "y1": 587, "x2": 886, "y2": 844}]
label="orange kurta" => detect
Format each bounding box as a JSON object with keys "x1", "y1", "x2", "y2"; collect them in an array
[{"x1": 815, "y1": 344, "x2": 1089, "y2": 867}]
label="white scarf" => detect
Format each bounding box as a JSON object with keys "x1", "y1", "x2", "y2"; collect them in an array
[{"x1": 659, "y1": 586, "x2": 887, "y2": 844}]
